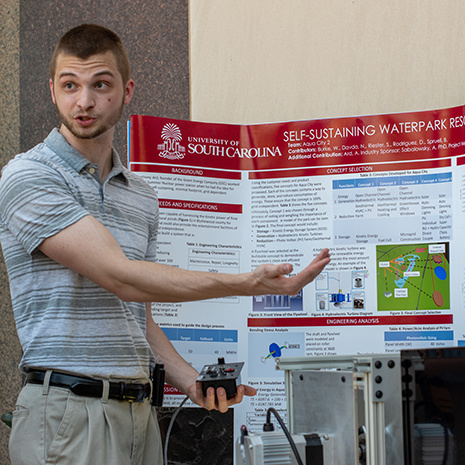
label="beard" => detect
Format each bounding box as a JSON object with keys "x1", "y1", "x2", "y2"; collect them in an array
[{"x1": 55, "y1": 100, "x2": 125, "y2": 140}]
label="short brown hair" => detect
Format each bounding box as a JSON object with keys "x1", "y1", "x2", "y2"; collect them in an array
[{"x1": 50, "y1": 24, "x2": 130, "y2": 83}]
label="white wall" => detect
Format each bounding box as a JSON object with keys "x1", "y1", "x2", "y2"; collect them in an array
[{"x1": 190, "y1": 0, "x2": 465, "y2": 124}]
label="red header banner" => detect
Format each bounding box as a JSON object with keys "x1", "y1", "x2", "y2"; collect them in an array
[{"x1": 130, "y1": 106, "x2": 465, "y2": 172}]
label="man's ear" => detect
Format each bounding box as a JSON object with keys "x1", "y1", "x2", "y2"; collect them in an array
[
  {"x1": 124, "y1": 79, "x2": 135, "y2": 105},
  {"x1": 50, "y1": 79, "x2": 56, "y2": 104}
]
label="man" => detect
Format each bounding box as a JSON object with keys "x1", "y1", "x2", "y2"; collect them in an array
[{"x1": 0, "y1": 24, "x2": 330, "y2": 465}]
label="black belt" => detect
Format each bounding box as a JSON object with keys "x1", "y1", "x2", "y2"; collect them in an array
[{"x1": 26, "y1": 370, "x2": 151, "y2": 403}]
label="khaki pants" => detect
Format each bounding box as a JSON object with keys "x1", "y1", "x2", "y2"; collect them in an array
[{"x1": 10, "y1": 382, "x2": 163, "y2": 465}]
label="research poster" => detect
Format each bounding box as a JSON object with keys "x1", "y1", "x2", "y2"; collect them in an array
[{"x1": 129, "y1": 105, "x2": 465, "y2": 437}]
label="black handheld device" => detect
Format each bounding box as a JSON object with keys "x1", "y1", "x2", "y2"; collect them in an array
[
  {"x1": 197, "y1": 358, "x2": 244, "y2": 398},
  {"x1": 151, "y1": 362, "x2": 165, "y2": 406}
]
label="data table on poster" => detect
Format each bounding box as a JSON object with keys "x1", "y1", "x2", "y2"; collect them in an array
[
  {"x1": 187, "y1": 247, "x2": 241, "y2": 274},
  {"x1": 161, "y1": 327, "x2": 239, "y2": 371},
  {"x1": 333, "y1": 172, "x2": 452, "y2": 245},
  {"x1": 384, "y1": 329, "x2": 454, "y2": 351},
  {"x1": 187, "y1": 247, "x2": 241, "y2": 303}
]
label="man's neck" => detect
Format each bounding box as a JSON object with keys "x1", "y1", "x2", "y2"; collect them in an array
[{"x1": 59, "y1": 124, "x2": 114, "y2": 181}]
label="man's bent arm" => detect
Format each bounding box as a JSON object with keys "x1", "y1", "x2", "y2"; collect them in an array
[
  {"x1": 39, "y1": 215, "x2": 330, "y2": 303},
  {"x1": 145, "y1": 304, "x2": 256, "y2": 412}
]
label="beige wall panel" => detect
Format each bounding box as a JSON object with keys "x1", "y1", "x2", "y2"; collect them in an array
[{"x1": 190, "y1": 0, "x2": 465, "y2": 124}]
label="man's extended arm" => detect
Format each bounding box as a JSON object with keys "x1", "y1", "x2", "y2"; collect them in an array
[{"x1": 39, "y1": 215, "x2": 331, "y2": 303}]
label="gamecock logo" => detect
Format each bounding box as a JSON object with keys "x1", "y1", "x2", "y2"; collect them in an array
[{"x1": 158, "y1": 123, "x2": 186, "y2": 160}]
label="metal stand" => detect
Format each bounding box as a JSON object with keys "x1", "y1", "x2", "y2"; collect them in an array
[{"x1": 277, "y1": 354, "x2": 404, "y2": 465}]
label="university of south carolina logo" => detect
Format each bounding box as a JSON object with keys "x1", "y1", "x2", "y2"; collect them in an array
[{"x1": 158, "y1": 123, "x2": 186, "y2": 160}]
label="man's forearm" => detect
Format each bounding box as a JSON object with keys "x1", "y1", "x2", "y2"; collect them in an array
[
  {"x1": 118, "y1": 248, "x2": 330, "y2": 303},
  {"x1": 117, "y1": 260, "x2": 253, "y2": 303}
]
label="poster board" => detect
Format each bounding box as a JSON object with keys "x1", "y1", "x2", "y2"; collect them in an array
[{"x1": 129, "y1": 104, "x2": 465, "y2": 438}]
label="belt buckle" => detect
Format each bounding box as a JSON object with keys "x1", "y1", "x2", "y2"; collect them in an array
[
  {"x1": 119, "y1": 382, "x2": 134, "y2": 402},
  {"x1": 118, "y1": 382, "x2": 147, "y2": 403}
]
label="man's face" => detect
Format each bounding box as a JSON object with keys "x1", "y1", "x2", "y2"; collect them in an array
[{"x1": 50, "y1": 51, "x2": 134, "y2": 141}]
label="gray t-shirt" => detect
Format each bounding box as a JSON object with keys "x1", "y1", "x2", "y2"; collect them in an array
[{"x1": 0, "y1": 129, "x2": 159, "y2": 381}]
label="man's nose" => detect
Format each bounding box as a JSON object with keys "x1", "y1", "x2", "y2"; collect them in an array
[{"x1": 76, "y1": 88, "x2": 95, "y2": 109}]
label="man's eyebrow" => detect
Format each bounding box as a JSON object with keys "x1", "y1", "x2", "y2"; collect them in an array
[
  {"x1": 57, "y1": 71, "x2": 78, "y2": 79},
  {"x1": 93, "y1": 70, "x2": 117, "y2": 79}
]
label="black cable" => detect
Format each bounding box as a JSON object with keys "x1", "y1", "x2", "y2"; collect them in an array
[
  {"x1": 240, "y1": 425, "x2": 248, "y2": 464},
  {"x1": 266, "y1": 407, "x2": 304, "y2": 465},
  {"x1": 441, "y1": 422, "x2": 449, "y2": 465}
]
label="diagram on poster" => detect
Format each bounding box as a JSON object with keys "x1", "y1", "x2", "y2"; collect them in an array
[
  {"x1": 376, "y1": 242, "x2": 450, "y2": 311},
  {"x1": 315, "y1": 270, "x2": 368, "y2": 311},
  {"x1": 253, "y1": 291, "x2": 303, "y2": 312},
  {"x1": 247, "y1": 331, "x2": 305, "y2": 378}
]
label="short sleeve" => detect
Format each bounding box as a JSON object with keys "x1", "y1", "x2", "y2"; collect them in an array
[{"x1": 0, "y1": 157, "x2": 89, "y2": 254}]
